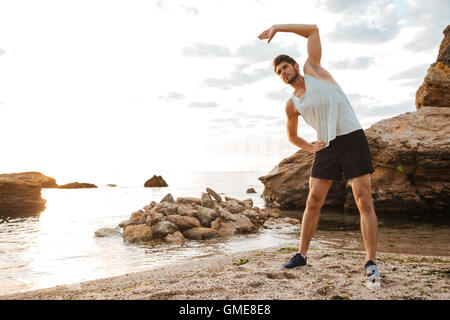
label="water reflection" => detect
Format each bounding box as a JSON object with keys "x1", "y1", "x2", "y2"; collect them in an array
[
  {"x1": 282, "y1": 207, "x2": 450, "y2": 256},
  {"x1": 1, "y1": 182, "x2": 449, "y2": 296}
]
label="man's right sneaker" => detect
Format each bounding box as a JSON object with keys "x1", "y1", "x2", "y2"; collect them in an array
[
  {"x1": 364, "y1": 260, "x2": 381, "y2": 277},
  {"x1": 364, "y1": 260, "x2": 381, "y2": 289},
  {"x1": 282, "y1": 253, "x2": 307, "y2": 268}
]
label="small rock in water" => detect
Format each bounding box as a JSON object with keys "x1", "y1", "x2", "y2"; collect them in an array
[
  {"x1": 197, "y1": 207, "x2": 218, "y2": 227},
  {"x1": 164, "y1": 231, "x2": 185, "y2": 244},
  {"x1": 145, "y1": 211, "x2": 165, "y2": 226},
  {"x1": 246, "y1": 188, "x2": 256, "y2": 193},
  {"x1": 160, "y1": 193, "x2": 174, "y2": 203},
  {"x1": 123, "y1": 224, "x2": 153, "y2": 242},
  {"x1": 183, "y1": 227, "x2": 219, "y2": 240},
  {"x1": 167, "y1": 215, "x2": 202, "y2": 231},
  {"x1": 152, "y1": 221, "x2": 178, "y2": 238},
  {"x1": 177, "y1": 197, "x2": 202, "y2": 205},
  {"x1": 144, "y1": 175, "x2": 168, "y2": 187},
  {"x1": 206, "y1": 187, "x2": 222, "y2": 202},
  {"x1": 201, "y1": 192, "x2": 214, "y2": 208},
  {"x1": 95, "y1": 227, "x2": 121, "y2": 238}
]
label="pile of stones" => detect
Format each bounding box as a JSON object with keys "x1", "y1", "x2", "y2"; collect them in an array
[{"x1": 118, "y1": 187, "x2": 299, "y2": 244}]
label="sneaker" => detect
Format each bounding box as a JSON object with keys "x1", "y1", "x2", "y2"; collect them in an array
[
  {"x1": 364, "y1": 260, "x2": 381, "y2": 289},
  {"x1": 364, "y1": 260, "x2": 381, "y2": 277},
  {"x1": 283, "y1": 253, "x2": 307, "y2": 268}
]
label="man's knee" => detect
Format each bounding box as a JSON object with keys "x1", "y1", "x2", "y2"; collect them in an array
[
  {"x1": 355, "y1": 194, "x2": 374, "y2": 214},
  {"x1": 306, "y1": 193, "x2": 325, "y2": 212}
]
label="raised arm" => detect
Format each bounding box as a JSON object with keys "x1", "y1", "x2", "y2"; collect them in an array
[{"x1": 258, "y1": 24, "x2": 322, "y2": 68}]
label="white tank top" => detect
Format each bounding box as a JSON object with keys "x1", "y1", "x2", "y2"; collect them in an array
[{"x1": 290, "y1": 74, "x2": 362, "y2": 147}]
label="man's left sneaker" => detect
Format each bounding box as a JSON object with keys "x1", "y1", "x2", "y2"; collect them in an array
[{"x1": 282, "y1": 253, "x2": 307, "y2": 268}]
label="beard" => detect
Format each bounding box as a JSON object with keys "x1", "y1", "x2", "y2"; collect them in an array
[{"x1": 287, "y1": 70, "x2": 299, "y2": 84}]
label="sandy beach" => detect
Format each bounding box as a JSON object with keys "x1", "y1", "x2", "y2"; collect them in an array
[{"x1": 1, "y1": 245, "x2": 448, "y2": 300}]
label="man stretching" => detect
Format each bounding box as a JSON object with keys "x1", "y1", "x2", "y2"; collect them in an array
[{"x1": 258, "y1": 24, "x2": 380, "y2": 279}]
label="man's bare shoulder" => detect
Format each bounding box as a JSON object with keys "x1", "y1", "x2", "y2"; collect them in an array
[
  {"x1": 285, "y1": 98, "x2": 300, "y2": 117},
  {"x1": 303, "y1": 59, "x2": 338, "y2": 85}
]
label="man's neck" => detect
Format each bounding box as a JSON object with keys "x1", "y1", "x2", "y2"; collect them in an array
[{"x1": 290, "y1": 74, "x2": 305, "y2": 92}]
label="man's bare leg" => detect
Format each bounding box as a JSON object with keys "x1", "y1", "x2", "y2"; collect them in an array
[
  {"x1": 298, "y1": 177, "x2": 333, "y2": 256},
  {"x1": 349, "y1": 174, "x2": 378, "y2": 263}
]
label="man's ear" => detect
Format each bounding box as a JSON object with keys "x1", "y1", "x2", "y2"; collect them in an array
[{"x1": 295, "y1": 63, "x2": 300, "y2": 72}]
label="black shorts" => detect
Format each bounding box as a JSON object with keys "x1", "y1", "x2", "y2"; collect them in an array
[{"x1": 311, "y1": 129, "x2": 375, "y2": 181}]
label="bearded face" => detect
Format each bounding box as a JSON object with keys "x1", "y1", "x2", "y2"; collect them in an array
[{"x1": 275, "y1": 62, "x2": 299, "y2": 84}]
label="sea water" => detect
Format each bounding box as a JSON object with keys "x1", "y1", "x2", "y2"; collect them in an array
[{"x1": 0, "y1": 170, "x2": 449, "y2": 295}]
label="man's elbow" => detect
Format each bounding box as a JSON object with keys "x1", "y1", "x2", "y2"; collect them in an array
[
  {"x1": 287, "y1": 134, "x2": 297, "y2": 142},
  {"x1": 310, "y1": 24, "x2": 319, "y2": 36}
]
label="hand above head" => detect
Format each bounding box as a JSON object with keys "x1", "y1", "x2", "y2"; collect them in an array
[{"x1": 258, "y1": 25, "x2": 278, "y2": 43}]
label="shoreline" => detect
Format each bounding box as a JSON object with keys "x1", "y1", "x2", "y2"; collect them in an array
[{"x1": 1, "y1": 246, "x2": 449, "y2": 300}]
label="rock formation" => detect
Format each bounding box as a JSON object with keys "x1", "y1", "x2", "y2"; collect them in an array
[
  {"x1": 0, "y1": 172, "x2": 58, "y2": 188},
  {"x1": 0, "y1": 178, "x2": 47, "y2": 216},
  {"x1": 117, "y1": 187, "x2": 299, "y2": 243},
  {"x1": 416, "y1": 25, "x2": 450, "y2": 109},
  {"x1": 259, "y1": 25, "x2": 450, "y2": 215},
  {"x1": 144, "y1": 175, "x2": 168, "y2": 187},
  {"x1": 58, "y1": 182, "x2": 98, "y2": 189}
]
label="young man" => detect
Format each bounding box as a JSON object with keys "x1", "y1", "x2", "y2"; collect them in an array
[{"x1": 258, "y1": 24, "x2": 380, "y2": 279}]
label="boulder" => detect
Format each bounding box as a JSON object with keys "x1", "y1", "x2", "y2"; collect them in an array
[
  {"x1": 200, "y1": 192, "x2": 214, "y2": 208},
  {"x1": 282, "y1": 217, "x2": 301, "y2": 225},
  {"x1": 143, "y1": 201, "x2": 157, "y2": 214},
  {"x1": 160, "y1": 193, "x2": 174, "y2": 203},
  {"x1": 118, "y1": 219, "x2": 129, "y2": 228},
  {"x1": 241, "y1": 208, "x2": 259, "y2": 220},
  {"x1": 206, "y1": 187, "x2": 222, "y2": 202},
  {"x1": 176, "y1": 205, "x2": 198, "y2": 217},
  {"x1": 177, "y1": 197, "x2": 202, "y2": 205},
  {"x1": 246, "y1": 188, "x2": 256, "y2": 193},
  {"x1": 0, "y1": 178, "x2": 46, "y2": 216},
  {"x1": 94, "y1": 227, "x2": 121, "y2": 237},
  {"x1": 183, "y1": 227, "x2": 219, "y2": 240},
  {"x1": 211, "y1": 218, "x2": 237, "y2": 236},
  {"x1": 123, "y1": 224, "x2": 153, "y2": 242},
  {"x1": 214, "y1": 205, "x2": 234, "y2": 221},
  {"x1": 197, "y1": 206, "x2": 218, "y2": 227},
  {"x1": 144, "y1": 175, "x2": 168, "y2": 187},
  {"x1": 152, "y1": 221, "x2": 178, "y2": 238},
  {"x1": 232, "y1": 214, "x2": 257, "y2": 233},
  {"x1": 58, "y1": 182, "x2": 97, "y2": 189},
  {"x1": 416, "y1": 25, "x2": 450, "y2": 109},
  {"x1": 154, "y1": 202, "x2": 178, "y2": 216},
  {"x1": 167, "y1": 215, "x2": 202, "y2": 231},
  {"x1": 145, "y1": 211, "x2": 165, "y2": 226},
  {"x1": 164, "y1": 231, "x2": 185, "y2": 244},
  {"x1": 348, "y1": 107, "x2": 450, "y2": 214},
  {"x1": 241, "y1": 198, "x2": 253, "y2": 209},
  {"x1": 128, "y1": 209, "x2": 146, "y2": 225},
  {"x1": 224, "y1": 196, "x2": 253, "y2": 209},
  {"x1": 222, "y1": 199, "x2": 244, "y2": 214}
]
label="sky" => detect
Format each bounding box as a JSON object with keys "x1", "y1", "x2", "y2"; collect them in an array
[{"x1": 0, "y1": 0, "x2": 448, "y2": 185}]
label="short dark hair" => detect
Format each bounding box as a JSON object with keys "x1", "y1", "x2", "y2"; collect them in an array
[{"x1": 273, "y1": 54, "x2": 298, "y2": 73}]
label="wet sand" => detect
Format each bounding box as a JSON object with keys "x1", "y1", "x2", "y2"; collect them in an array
[{"x1": 1, "y1": 245, "x2": 449, "y2": 300}]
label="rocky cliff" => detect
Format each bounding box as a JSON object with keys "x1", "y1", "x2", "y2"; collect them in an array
[
  {"x1": 416, "y1": 25, "x2": 450, "y2": 109},
  {"x1": 0, "y1": 178, "x2": 46, "y2": 216}
]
